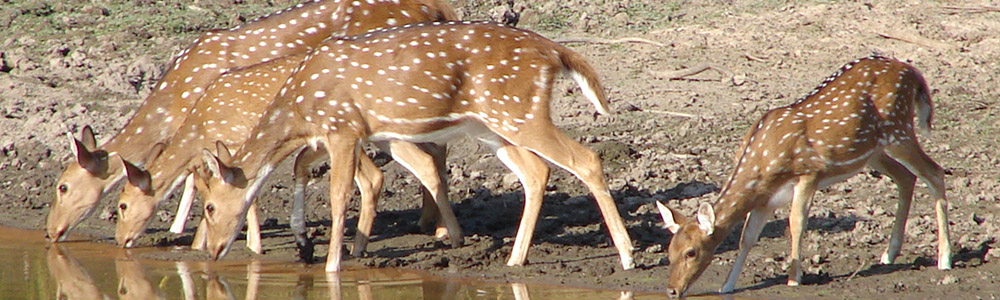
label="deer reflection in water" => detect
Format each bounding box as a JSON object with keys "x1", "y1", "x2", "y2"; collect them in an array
[{"x1": 44, "y1": 244, "x2": 636, "y2": 300}]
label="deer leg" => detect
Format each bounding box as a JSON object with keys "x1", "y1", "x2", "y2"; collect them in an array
[
  {"x1": 722, "y1": 206, "x2": 775, "y2": 293},
  {"x1": 511, "y1": 283, "x2": 530, "y2": 300},
  {"x1": 292, "y1": 147, "x2": 327, "y2": 261},
  {"x1": 351, "y1": 150, "x2": 383, "y2": 257},
  {"x1": 389, "y1": 140, "x2": 463, "y2": 247},
  {"x1": 869, "y1": 154, "x2": 917, "y2": 265},
  {"x1": 192, "y1": 218, "x2": 208, "y2": 251},
  {"x1": 506, "y1": 125, "x2": 635, "y2": 270},
  {"x1": 244, "y1": 202, "x2": 262, "y2": 254},
  {"x1": 176, "y1": 262, "x2": 197, "y2": 300},
  {"x1": 418, "y1": 187, "x2": 440, "y2": 234},
  {"x1": 494, "y1": 145, "x2": 549, "y2": 266},
  {"x1": 170, "y1": 174, "x2": 197, "y2": 234},
  {"x1": 787, "y1": 176, "x2": 818, "y2": 286},
  {"x1": 246, "y1": 260, "x2": 261, "y2": 300},
  {"x1": 418, "y1": 143, "x2": 450, "y2": 239},
  {"x1": 323, "y1": 136, "x2": 358, "y2": 272},
  {"x1": 885, "y1": 142, "x2": 951, "y2": 269}
]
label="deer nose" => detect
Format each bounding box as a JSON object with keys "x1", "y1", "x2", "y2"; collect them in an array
[
  {"x1": 667, "y1": 288, "x2": 679, "y2": 298},
  {"x1": 209, "y1": 248, "x2": 223, "y2": 261}
]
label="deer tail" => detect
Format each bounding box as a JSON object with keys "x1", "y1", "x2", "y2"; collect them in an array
[{"x1": 559, "y1": 48, "x2": 611, "y2": 115}]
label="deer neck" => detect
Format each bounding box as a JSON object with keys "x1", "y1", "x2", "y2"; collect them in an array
[
  {"x1": 710, "y1": 142, "x2": 801, "y2": 241},
  {"x1": 147, "y1": 151, "x2": 198, "y2": 201},
  {"x1": 232, "y1": 104, "x2": 314, "y2": 199}
]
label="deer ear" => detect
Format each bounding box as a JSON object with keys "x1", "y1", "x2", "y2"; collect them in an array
[
  {"x1": 201, "y1": 148, "x2": 236, "y2": 184},
  {"x1": 143, "y1": 143, "x2": 167, "y2": 165},
  {"x1": 214, "y1": 141, "x2": 232, "y2": 163},
  {"x1": 655, "y1": 201, "x2": 682, "y2": 234},
  {"x1": 68, "y1": 130, "x2": 106, "y2": 174},
  {"x1": 120, "y1": 156, "x2": 152, "y2": 193},
  {"x1": 696, "y1": 202, "x2": 716, "y2": 236},
  {"x1": 80, "y1": 125, "x2": 97, "y2": 150}
]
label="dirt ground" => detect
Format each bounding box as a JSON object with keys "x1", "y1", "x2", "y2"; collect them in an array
[{"x1": 2, "y1": 0, "x2": 999, "y2": 298}]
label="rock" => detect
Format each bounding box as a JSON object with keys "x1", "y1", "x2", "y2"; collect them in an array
[
  {"x1": 986, "y1": 248, "x2": 1000, "y2": 262},
  {"x1": 610, "y1": 12, "x2": 629, "y2": 26},
  {"x1": 502, "y1": 172, "x2": 519, "y2": 188}
]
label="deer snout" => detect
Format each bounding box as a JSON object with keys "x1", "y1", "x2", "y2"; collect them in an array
[
  {"x1": 208, "y1": 245, "x2": 225, "y2": 261},
  {"x1": 118, "y1": 238, "x2": 134, "y2": 248},
  {"x1": 46, "y1": 227, "x2": 68, "y2": 243},
  {"x1": 116, "y1": 232, "x2": 136, "y2": 248}
]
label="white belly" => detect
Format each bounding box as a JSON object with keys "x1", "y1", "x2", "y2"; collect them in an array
[{"x1": 368, "y1": 119, "x2": 503, "y2": 148}]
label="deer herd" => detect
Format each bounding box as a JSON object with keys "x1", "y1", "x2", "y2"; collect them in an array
[{"x1": 42, "y1": 0, "x2": 953, "y2": 297}]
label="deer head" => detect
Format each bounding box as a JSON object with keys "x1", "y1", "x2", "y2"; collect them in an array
[
  {"x1": 657, "y1": 201, "x2": 722, "y2": 297},
  {"x1": 115, "y1": 143, "x2": 166, "y2": 247},
  {"x1": 46, "y1": 126, "x2": 113, "y2": 242},
  {"x1": 196, "y1": 142, "x2": 251, "y2": 259}
]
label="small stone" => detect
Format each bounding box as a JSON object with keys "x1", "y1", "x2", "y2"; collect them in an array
[
  {"x1": 157, "y1": 210, "x2": 172, "y2": 222},
  {"x1": 939, "y1": 275, "x2": 959, "y2": 285},
  {"x1": 99, "y1": 208, "x2": 116, "y2": 221},
  {"x1": 811, "y1": 254, "x2": 825, "y2": 264},
  {"x1": 732, "y1": 73, "x2": 747, "y2": 86},
  {"x1": 645, "y1": 244, "x2": 663, "y2": 253}
]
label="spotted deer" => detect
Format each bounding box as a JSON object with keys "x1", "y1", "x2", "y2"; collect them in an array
[
  {"x1": 45, "y1": 0, "x2": 458, "y2": 243},
  {"x1": 116, "y1": 54, "x2": 459, "y2": 259},
  {"x1": 656, "y1": 56, "x2": 952, "y2": 297},
  {"x1": 197, "y1": 21, "x2": 636, "y2": 272}
]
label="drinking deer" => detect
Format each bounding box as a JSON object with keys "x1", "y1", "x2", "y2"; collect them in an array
[
  {"x1": 197, "y1": 21, "x2": 636, "y2": 272},
  {"x1": 116, "y1": 53, "x2": 459, "y2": 259},
  {"x1": 46, "y1": 0, "x2": 457, "y2": 243},
  {"x1": 656, "y1": 56, "x2": 952, "y2": 297}
]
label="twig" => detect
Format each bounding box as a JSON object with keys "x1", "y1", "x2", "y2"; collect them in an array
[
  {"x1": 845, "y1": 259, "x2": 868, "y2": 282},
  {"x1": 743, "y1": 52, "x2": 769, "y2": 62},
  {"x1": 643, "y1": 109, "x2": 699, "y2": 119},
  {"x1": 646, "y1": 63, "x2": 733, "y2": 81},
  {"x1": 941, "y1": 5, "x2": 1000, "y2": 14},
  {"x1": 876, "y1": 30, "x2": 954, "y2": 51},
  {"x1": 556, "y1": 37, "x2": 665, "y2": 47}
]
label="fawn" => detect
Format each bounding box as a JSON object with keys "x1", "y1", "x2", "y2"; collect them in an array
[{"x1": 656, "y1": 56, "x2": 952, "y2": 297}]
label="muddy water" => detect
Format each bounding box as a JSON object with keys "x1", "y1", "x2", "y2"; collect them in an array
[{"x1": 0, "y1": 227, "x2": 711, "y2": 300}]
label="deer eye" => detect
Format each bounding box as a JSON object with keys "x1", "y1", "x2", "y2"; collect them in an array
[
  {"x1": 206, "y1": 203, "x2": 215, "y2": 215},
  {"x1": 685, "y1": 248, "x2": 697, "y2": 259},
  {"x1": 118, "y1": 203, "x2": 128, "y2": 211},
  {"x1": 58, "y1": 184, "x2": 68, "y2": 194}
]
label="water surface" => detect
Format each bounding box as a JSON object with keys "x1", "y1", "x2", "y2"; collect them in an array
[{"x1": 0, "y1": 226, "x2": 692, "y2": 299}]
